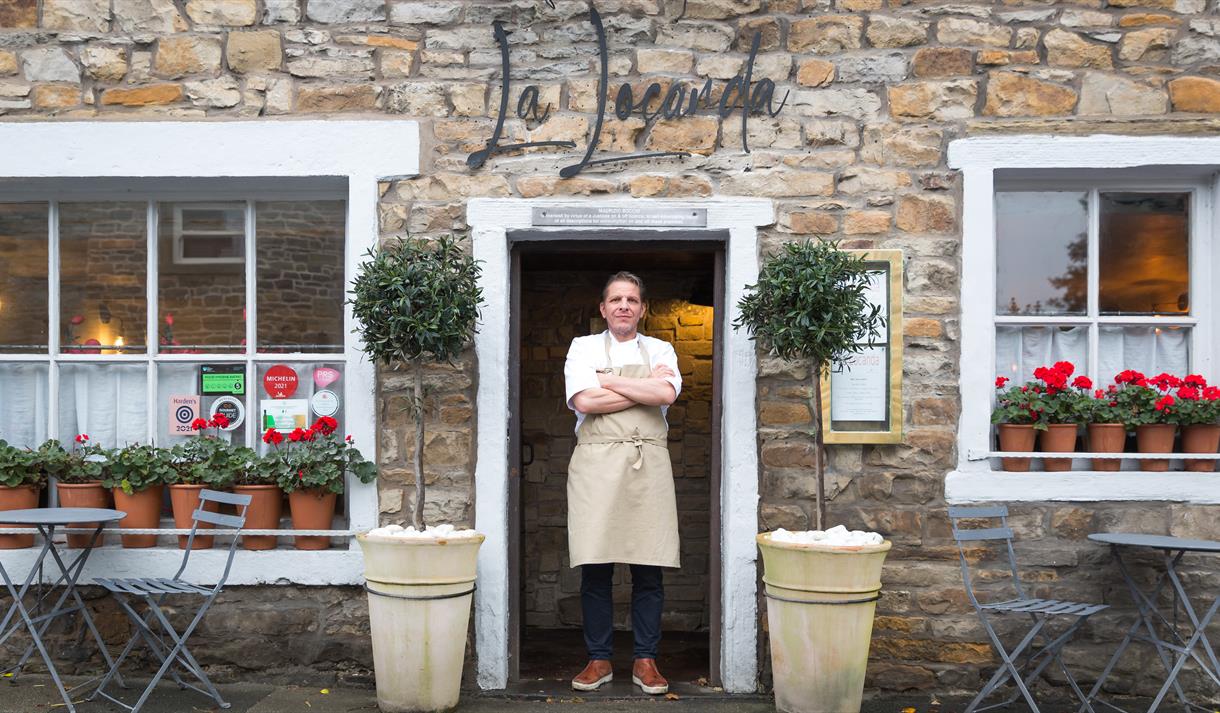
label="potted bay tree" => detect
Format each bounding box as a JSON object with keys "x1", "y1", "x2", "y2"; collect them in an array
[
  {"x1": 349, "y1": 235, "x2": 484, "y2": 713},
  {"x1": 734, "y1": 239, "x2": 890, "y2": 713}
]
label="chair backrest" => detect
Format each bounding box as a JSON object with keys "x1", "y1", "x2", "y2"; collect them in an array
[
  {"x1": 175, "y1": 489, "x2": 253, "y2": 589},
  {"x1": 948, "y1": 505, "x2": 1027, "y2": 608}
]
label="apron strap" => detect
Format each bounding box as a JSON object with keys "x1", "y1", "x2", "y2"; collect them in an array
[{"x1": 578, "y1": 431, "x2": 666, "y2": 470}]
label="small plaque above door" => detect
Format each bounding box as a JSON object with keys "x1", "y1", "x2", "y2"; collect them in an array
[{"x1": 532, "y1": 206, "x2": 707, "y2": 228}]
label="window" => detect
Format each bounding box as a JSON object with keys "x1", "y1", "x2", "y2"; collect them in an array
[
  {"x1": 172, "y1": 203, "x2": 245, "y2": 265},
  {"x1": 948, "y1": 135, "x2": 1220, "y2": 503},
  {"x1": 995, "y1": 188, "x2": 1194, "y2": 389}
]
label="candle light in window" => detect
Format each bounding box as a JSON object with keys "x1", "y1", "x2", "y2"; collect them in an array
[{"x1": 114, "y1": 336, "x2": 125, "y2": 348}]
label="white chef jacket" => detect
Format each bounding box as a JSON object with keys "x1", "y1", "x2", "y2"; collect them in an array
[{"x1": 564, "y1": 331, "x2": 682, "y2": 433}]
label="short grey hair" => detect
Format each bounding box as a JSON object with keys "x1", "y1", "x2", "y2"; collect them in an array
[{"x1": 602, "y1": 271, "x2": 646, "y2": 302}]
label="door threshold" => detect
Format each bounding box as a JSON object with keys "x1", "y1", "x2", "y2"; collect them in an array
[{"x1": 482, "y1": 680, "x2": 767, "y2": 700}]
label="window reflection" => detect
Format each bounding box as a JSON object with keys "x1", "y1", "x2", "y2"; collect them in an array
[
  {"x1": 1099, "y1": 193, "x2": 1189, "y2": 315},
  {"x1": 256, "y1": 201, "x2": 345, "y2": 353},
  {"x1": 59, "y1": 203, "x2": 146, "y2": 353},
  {"x1": 157, "y1": 203, "x2": 245, "y2": 353},
  {"x1": 996, "y1": 192, "x2": 1088, "y2": 315},
  {"x1": 0, "y1": 204, "x2": 48, "y2": 353}
]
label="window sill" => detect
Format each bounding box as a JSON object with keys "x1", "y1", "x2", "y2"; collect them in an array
[
  {"x1": 946, "y1": 470, "x2": 1220, "y2": 505},
  {"x1": 0, "y1": 543, "x2": 366, "y2": 586}
]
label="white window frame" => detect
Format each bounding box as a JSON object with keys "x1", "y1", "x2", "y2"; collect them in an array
[
  {"x1": 171, "y1": 202, "x2": 246, "y2": 265},
  {"x1": 0, "y1": 120, "x2": 419, "y2": 584},
  {"x1": 948, "y1": 135, "x2": 1220, "y2": 504}
]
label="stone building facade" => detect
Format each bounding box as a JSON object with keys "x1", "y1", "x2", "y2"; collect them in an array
[{"x1": 2, "y1": 0, "x2": 1220, "y2": 700}]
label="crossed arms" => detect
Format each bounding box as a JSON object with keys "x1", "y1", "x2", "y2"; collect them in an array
[{"x1": 571, "y1": 364, "x2": 678, "y2": 414}]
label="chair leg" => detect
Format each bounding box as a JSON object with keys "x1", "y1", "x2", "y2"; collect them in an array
[
  {"x1": 971, "y1": 614, "x2": 1047, "y2": 713},
  {"x1": 141, "y1": 594, "x2": 229, "y2": 710}
]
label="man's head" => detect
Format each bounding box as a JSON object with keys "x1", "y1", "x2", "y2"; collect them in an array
[{"x1": 600, "y1": 271, "x2": 646, "y2": 340}]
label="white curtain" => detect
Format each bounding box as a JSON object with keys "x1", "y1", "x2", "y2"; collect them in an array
[
  {"x1": 996, "y1": 325, "x2": 1190, "y2": 387},
  {"x1": 1098, "y1": 326, "x2": 1189, "y2": 383},
  {"x1": 996, "y1": 326, "x2": 1088, "y2": 385},
  {"x1": 58, "y1": 364, "x2": 148, "y2": 447},
  {"x1": 0, "y1": 363, "x2": 48, "y2": 448}
]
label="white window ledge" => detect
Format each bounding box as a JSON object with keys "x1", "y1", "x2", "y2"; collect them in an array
[
  {"x1": 946, "y1": 470, "x2": 1220, "y2": 504},
  {"x1": 0, "y1": 545, "x2": 365, "y2": 586}
]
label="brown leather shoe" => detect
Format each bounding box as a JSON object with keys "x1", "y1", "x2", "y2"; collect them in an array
[
  {"x1": 571, "y1": 659, "x2": 613, "y2": 691},
  {"x1": 632, "y1": 658, "x2": 668, "y2": 695}
]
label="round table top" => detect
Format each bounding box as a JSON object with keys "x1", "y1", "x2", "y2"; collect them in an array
[
  {"x1": 1089, "y1": 532, "x2": 1220, "y2": 553},
  {"x1": 0, "y1": 508, "x2": 126, "y2": 525}
]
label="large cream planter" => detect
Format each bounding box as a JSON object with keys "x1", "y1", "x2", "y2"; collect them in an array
[
  {"x1": 757, "y1": 533, "x2": 892, "y2": 713},
  {"x1": 356, "y1": 533, "x2": 485, "y2": 713}
]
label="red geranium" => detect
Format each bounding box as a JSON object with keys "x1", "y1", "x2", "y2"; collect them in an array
[
  {"x1": 995, "y1": 376, "x2": 1009, "y2": 389},
  {"x1": 262, "y1": 427, "x2": 284, "y2": 446},
  {"x1": 1154, "y1": 395, "x2": 1175, "y2": 412},
  {"x1": 288, "y1": 427, "x2": 308, "y2": 442},
  {"x1": 210, "y1": 413, "x2": 230, "y2": 429},
  {"x1": 312, "y1": 416, "x2": 339, "y2": 435},
  {"x1": 1072, "y1": 375, "x2": 1093, "y2": 390},
  {"x1": 190, "y1": 417, "x2": 209, "y2": 431},
  {"x1": 1184, "y1": 374, "x2": 1208, "y2": 389}
]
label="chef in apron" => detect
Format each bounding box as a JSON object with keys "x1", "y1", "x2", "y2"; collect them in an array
[{"x1": 563, "y1": 271, "x2": 681, "y2": 696}]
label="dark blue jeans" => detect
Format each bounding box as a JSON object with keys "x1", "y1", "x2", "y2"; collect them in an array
[{"x1": 580, "y1": 563, "x2": 663, "y2": 660}]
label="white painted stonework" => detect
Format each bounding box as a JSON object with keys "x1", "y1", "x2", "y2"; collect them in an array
[
  {"x1": 947, "y1": 135, "x2": 1220, "y2": 504},
  {"x1": 467, "y1": 197, "x2": 772, "y2": 693},
  {"x1": 0, "y1": 120, "x2": 421, "y2": 584}
]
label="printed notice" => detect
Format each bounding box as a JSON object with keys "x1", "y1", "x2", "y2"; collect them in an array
[
  {"x1": 532, "y1": 206, "x2": 707, "y2": 228},
  {"x1": 261, "y1": 399, "x2": 309, "y2": 432},
  {"x1": 169, "y1": 395, "x2": 201, "y2": 436},
  {"x1": 830, "y1": 347, "x2": 888, "y2": 422}
]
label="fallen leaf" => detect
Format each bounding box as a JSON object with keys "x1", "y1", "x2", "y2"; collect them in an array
[
  {"x1": 694, "y1": 676, "x2": 709, "y2": 687},
  {"x1": 665, "y1": 692, "x2": 680, "y2": 701},
  {"x1": 903, "y1": 708, "x2": 916, "y2": 713},
  {"x1": 321, "y1": 689, "x2": 330, "y2": 695}
]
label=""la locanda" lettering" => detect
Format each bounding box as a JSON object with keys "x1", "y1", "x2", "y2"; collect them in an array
[{"x1": 467, "y1": 3, "x2": 790, "y2": 178}]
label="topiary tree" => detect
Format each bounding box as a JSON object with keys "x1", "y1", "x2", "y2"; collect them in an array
[
  {"x1": 350, "y1": 235, "x2": 483, "y2": 530},
  {"x1": 734, "y1": 240, "x2": 885, "y2": 530}
]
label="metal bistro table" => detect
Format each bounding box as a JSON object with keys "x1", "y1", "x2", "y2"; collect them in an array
[
  {"x1": 0, "y1": 507, "x2": 126, "y2": 713},
  {"x1": 1086, "y1": 533, "x2": 1220, "y2": 713}
]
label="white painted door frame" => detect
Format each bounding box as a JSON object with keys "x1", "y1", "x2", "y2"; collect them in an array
[{"x1": 467, "y1": 197, "x2": 773, "y2": 693}]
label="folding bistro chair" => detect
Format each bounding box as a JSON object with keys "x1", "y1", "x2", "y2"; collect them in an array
[
  {"x1": 89, "y1": 489, "x2": 252, "y2": 713},
  {"x1": 950, "y1": 505, "x2": 1108, "y2": 713}
]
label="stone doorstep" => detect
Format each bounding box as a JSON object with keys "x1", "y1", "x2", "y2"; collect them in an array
[{"x1": 0, "y1": 675, "x2": 1168, "y2": 711}]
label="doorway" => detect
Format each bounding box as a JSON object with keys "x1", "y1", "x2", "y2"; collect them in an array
[{"x1": 507, "y1": 236, "x2": 725, "y2": 688}]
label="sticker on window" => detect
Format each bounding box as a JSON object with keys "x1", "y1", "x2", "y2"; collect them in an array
[{"x1": 169, "y1": 395, "x2": 201, "y2": 436}]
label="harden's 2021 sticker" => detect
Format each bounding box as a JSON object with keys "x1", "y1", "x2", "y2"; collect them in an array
[
  {"x1": 311, "y1": 389, "x2": 340, "y2": 417},
  {"x1": 210, "y1": 396, "x2": 245, "y2": 431}
]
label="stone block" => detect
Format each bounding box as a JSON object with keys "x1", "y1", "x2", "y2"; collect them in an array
[
  {"x1": 21, "y1": 49, "x2": 81, "y2": 83},
  {"x1": 936, "y1": 18, "x2": 1011, "y2": 48},
  {"x1": 516, "y1": 176, "x2": 617, "y2": 198},
  {"x1": 888, "y1": 80, "x2": 977, "y2": 121},
  {"x1": 100, "y1": 83, "x2": 183, "y2": 105},
  {"x1": 835, "y1": 52, "x2": 907, "y2": 84},
  {"x1": 1079, "y1": 72, "x2": 1167, "y2": 115},
  {"x1": 185, "y1": 0, "x2": 256, "y2": 25},
  {"x1": 287, "y1": 56, "x2": 374, "y2": 79},
  {"x1": 80, "y1": 45, "x2": 127, "y2": 81},
  {"x1": 1173, "y1": 36, "x2": 1220, "y2": 65},
  {"x1": 866, "y1": 15, "x2": 928, "y2": 48},
  {"x1": 791, "y1": 87, "x2": 882, "y2": 120},
  {"x1": 804, "y1": 118, "x2": 858, "y2": 147},
  {"x1": 682, "y1": 0, "x2": 761, "y2": 20},
  {"x1": 1120, "y1": 13, "x2": 1178, "y2": 27},
  {"x1": 297, "y1": 83, "x2": 379, "y2": 111},
  {"x1": 976, "y1": 50, "x2": 1039, "y2": 66},
  {"x1": 862, "y1": 124, "x2": 942, "y2": 167},
  {"x1": 789, "y1": 15, "x2": 864, "y2": 54},
  {"x1": 387, "y1": 1, "x2": 459, "y2": 24},
  {"x1": 1119, "y1": 27, "x2": 1173, "y2": 61},
  {"x1": 721, "y1": 170, "x2": 834, "y2": 197},
  {"x1": 911, "y1": 47, "x2": 973, "y2": 78},
  {"x1": 983, "y1": 72, "x2": 1078, "y2": 117},
  {"x1": 185, "y1": 76, "x2": 240, "y2": 106},
  {"x1": 870, "y1": 637, "x2": 992, "y2": 663},
  {"x1": 227, "y1": 30, "x2": 282, "y2": 73},
  {"x1": 636, "y1": 48, "x2": 693, "y2": 74},
  {"x1": 307, "y1": 0, "x2": 385, "y2": 23},
  {"x1": 736, "y1": 17, "x2": 781, "y2": 52},
  {"x1": 760, "y1": 503, "x2": 809, "y2": 531},
  {"x1": 781, "y1": 210, "x2": 838, "y2": 235},
  {"x1": 904, "y1": 317, "x2": 942, "y2": 338},
  {"x1": 262, "y1": 0, "x2": 299, "y2": 22},
  {"x1": 32, "y1": 84, "x2": 80, "y2": 109},
  {"x1": 796, "y1": 59, "x2": 834, "y2": 87},
  {"x1": 155, "y1": 36, "x2": 222, "y2": 78},
  {"x1": 44, "y1": 0, "x2": 110, "y2": 31},
  {"x1": 1169, "y1": 76, "x2": 1220, "y2": 113},
  {"x1": 656, "y1": 21, "x2": 734, "y2": 53},
  {"x1": 645, "y1": 116, "x2": 718, "y2": 155},
  {"x1": 912, "y1": 397, "x2": 956, "y2": 425},
  {"x1": 113, "y1": 0, "x2": 187, "y2": 32},
  {"x1": 0, "y1": 52, "x2": 16, "y2": 77},
  {"x1": 264, "y1": 75, "x2": 292, "y2": 113},
  {"x1": 843, "y1": 210, "x2": 891, "y2": 235},
  {"x1": 759, "y1": 401, "x2": 812, "y2": 426},
  {"x1": 448, "y1": 83, "x2": 484, "y2": 117},
  {"x1": 0, "y1": 0, "x2": 36, "y2": 26},
  {"x1": 1045, "y1": 28, "x2": 1113, "y2": 69}
]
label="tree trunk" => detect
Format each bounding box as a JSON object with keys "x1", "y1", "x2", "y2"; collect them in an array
[
  {"x1": 413, "y1": 360, "x2": 426, "y2": 530},
  {"x1": 813, "y1": 370, "x2": 825, "y2": 531}
]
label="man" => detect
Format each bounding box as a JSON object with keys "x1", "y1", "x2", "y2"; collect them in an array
[{"x1": 563, "y1": 271, "x2": 681, "y2": 696}]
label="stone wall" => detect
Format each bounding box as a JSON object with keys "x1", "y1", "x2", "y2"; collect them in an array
[
  {"x1": 520, "y1": 270, "x2": 713, "y2": 633},
  {"x1": 5, "y1": 0, "x2": 1220, "y2": 695}
]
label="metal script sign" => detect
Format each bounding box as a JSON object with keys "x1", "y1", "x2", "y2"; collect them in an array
[
  {"x1": 468, "y1": 1, "x2": 789, "y2": 178},
  {"x1": 532, "y1": 206, "x2": 707, "y2": 228}
]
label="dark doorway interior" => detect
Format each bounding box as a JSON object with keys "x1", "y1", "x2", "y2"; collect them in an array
[{"x1": 513, "y1": 244, "x2": 721, "y2": 686}]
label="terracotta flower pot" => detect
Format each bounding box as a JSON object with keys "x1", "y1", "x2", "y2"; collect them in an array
[
  {"x1": 169, "y1": 484, "x2": 219, "y2": 549},
  {"x1": 1039, "y1": 424, "x2": 1079, "y2": 472},
  {"x1": 56, "y1": 481, "x2": 112, "y2": 548},
  {"x1": 997, "y1": 424, "x2": 1037, "y2": 472},
  {"x1": 1087, "y1": 424, "x2": 1126, "y2": 472},
  {"x1": 235, "y1": 484, "x2": 283, "y2": 550},
  {"x1": 289, "y1": 488, "x2": 336, "y2": 550},
  {"x1": 1136, "y1": 424, "x2": 1176, "y2": 472},
  {"x1": 1182, "y1": 424, "x2": 1220, "y2": 473},
  {"x1": 0, "y1": 485, "x2": 40, "y2": 549},
  {"x1": 112, "y1": 485, "x2": 164, "y2": 549}
]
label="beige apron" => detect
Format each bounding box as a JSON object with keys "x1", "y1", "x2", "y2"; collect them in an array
[{"x1": 567, "y1": 333, "x2": 680, "y2": 569}]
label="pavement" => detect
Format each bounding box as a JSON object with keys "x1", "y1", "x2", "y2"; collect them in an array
[{"x1": 0, "y1": 675, "x2": 1144, "y2": 713}]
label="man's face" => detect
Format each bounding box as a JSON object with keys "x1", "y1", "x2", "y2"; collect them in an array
[{"x1": 600, "y1": 280, "x2": 646, "y2": 337}]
